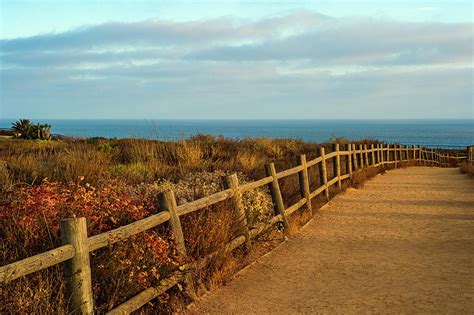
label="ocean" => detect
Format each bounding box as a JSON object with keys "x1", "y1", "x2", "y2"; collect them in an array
[{"x1": 1, "y1": 119, "x2": 472, "y2": 148}]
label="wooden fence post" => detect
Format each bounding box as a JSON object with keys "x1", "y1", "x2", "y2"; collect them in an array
[
  {"x1": 297, "y1": 154, "x2": 312, "y2": 215},
  {"x1": 158, "y1": 190, "x2": 196, "y2": 294},
  {"x1": 61, "y1": 217, "x2": 94, "y2": 314},
  {"x1": 375, "y1": 144, "x2": 379, "y2": 165},
  {"x1": 347, "y1": 144, "x2": 353, "y2": 176},
  {"x1": 159, "y1": 190, "x2": 187, "y2": 256},
  {"x1": 394, "y1": 145, "x2": 399, "y2": 168},
  {"x1": 418, "y1": 145, "x2": 422, "y2": 165},
  {"x1": 352, "y1": 144, "x2": 358, "y2": 171},
  {"x1": 222, "y1": 174, "x2": 252, "y2": 250},
  {"x1": 431, "y1": 149, "x2": 435, "y2": 165},
  {"x1": 359, "y1": 144, "x2": 364, "y2": 169},
  {"x1": 364, "y1": 145, "x2": 369, "y2": 167},
  {"x1": 265, "y1": 163, "x2": 291, "y2": 234},
  {"x1": 370, "y1": 144, "x2": 375, "y2": 166},
  {"x1": 333, "y1": 144, "x2": 342, "y2": 189},
  {"x1": 318, "y1": 147, "x2": 330, "y2": 201},
  {"x1": 380, "y1": 144, "x2": 384, "y2": 165},
  {"x1": 405, "y1": 145, "x2": 409, "y2": 161},
  {"x1": 399, "y1": 145, "x2": 403, "y2": 161},
  {"x1": 380, "y1": 143, "x2": 385, "y2": 166},
  {"x1": 385, "y1": 144, "x2": 389, "y2": 163}
]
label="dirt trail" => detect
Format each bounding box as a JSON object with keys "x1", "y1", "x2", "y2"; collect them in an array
[{"x1": 188, "y1": 167, "x2": 474, "y2": 314}]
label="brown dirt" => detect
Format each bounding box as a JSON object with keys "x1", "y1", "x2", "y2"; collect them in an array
[{"x1": 187, "y1": 167, "x2": 474, "y2": 314}]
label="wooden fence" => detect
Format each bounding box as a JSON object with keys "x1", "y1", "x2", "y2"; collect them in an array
[
  {"x1": 468, "y1": 146, "x2": 474, "y2": 164},
  {"x1": 0, "y1": 143, "x2": 468, "y2": 314}
]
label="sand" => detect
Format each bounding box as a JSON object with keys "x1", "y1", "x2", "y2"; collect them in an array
[{"x1": 187, "y1": 167, "x2": 474, "y2": 314}]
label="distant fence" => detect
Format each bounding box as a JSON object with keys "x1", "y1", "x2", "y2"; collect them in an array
[
  {"x1": 467, "y1": 146, "x2": 473, "y2": 163},
  {"x1": 0, "y1": 143, "x2": 470, "y2": 314}
]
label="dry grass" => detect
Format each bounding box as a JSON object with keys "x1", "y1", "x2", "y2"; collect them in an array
[
  {"x1": 0, "y1": 136, "x2": 431, "y2": 313},
  {"x1": 459, "y1": 161, "x2": 474, "y2": 176}
]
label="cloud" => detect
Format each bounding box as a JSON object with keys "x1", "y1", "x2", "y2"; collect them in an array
[
  {"x1": 0, "y1": 11, "x2": 472, "y2": 119},
  {"x1": 188, "y1": 19, "x2": 473, "y2": 66},
  {"x1": 1, "y1": 12, "x2": 471, "y2": 68}
]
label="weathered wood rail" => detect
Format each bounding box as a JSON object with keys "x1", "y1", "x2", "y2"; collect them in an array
[{"x1": 0, "y1": 143, "x2": 469, "y2": 314}]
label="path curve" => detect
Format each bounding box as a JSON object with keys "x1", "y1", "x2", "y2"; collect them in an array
[{"x1": 188, "y1": 167, "x2": 474, "y2": 314}]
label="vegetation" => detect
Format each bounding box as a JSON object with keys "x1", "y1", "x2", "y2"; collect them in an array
[
  {"x1": 459, "y1": 161, "x2": 474, "y2": 176},
  {"x1": 0, "y1": 135, "x2": 436, "y2": 313},
  {"x1": 11, "y1": 119, "x2": 52, "y2": 140}
]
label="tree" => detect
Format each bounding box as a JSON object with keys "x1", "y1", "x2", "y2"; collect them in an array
[{"x1": 11, "y1": 119, "x2": 52, "y2": 140}]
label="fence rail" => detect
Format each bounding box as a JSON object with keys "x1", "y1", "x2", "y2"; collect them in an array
[{"x1": 0, "y1": 143, "x2": 470, "y2": 314}]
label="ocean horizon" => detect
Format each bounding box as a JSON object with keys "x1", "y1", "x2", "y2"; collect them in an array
[{"x1": 1, "y1": 118, "x2": 473, "y2": 148}]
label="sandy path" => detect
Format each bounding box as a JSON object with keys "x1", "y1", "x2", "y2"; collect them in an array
[{"x1": 188, "y1": 167, "x2": 474, "y2": 314}]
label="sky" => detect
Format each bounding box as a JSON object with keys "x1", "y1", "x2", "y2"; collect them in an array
[{"x1": 0, "y1": 0, "x2": 473, "y2": 119}]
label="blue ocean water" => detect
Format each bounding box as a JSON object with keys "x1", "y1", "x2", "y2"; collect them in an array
[{"x1": 1, "y1": 119, "x2": 472, "y2": 148}]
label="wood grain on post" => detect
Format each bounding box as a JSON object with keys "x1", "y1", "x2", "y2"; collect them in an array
[
  {"x1": 380, "y1": 144, "x2": 384, "y2": 165},
  {"x1": 296, "y1": 155, "x2": 312, "y2": 215},
  {"x1": 375, "y1": 144, "x2": 379, "y2": 165},
  {"x1": 158, "y1": 190, "x2": 196, "y2": 296},
  {"x1": 331, "y1": 144, "x2": 337, "y2": 179},
  {"x1": 223, "y1": 174, "x2": 252, "y2": 249},
  {"x1": 333, "y1": 144, "x2": 342, "y2": 189},
  {"x1": 377, "y1": 143, "x2": 383, "y2": 166},
  {"x1": 370, "y1": 144, "x2": 375, "y2": 166},
  {"x1": 387, "y1": 144, "x2": 391, "y2": 163},
  {"x1": 418, "y1": 145, "x2": 422, "y2": 164},
  {"x1": 159, "y1": 190, "x2": 187, "y2": 255},
  {"x1": 352, "y1": 144, "x2": 358, "y2": 171},
  {"x1": 347, "y1": 144, "x2": 353, "y2": 176},
  {"x1": 265, "y1": 163, "x2": 291, "y2": 234},
  {"x1": 61, "y1": 217, "x2": 94, "y2": 314},
  {"x1": 359, "y1": 144, "x2": 364, "y2": 169},
  {"x1": 364, "y1": 145, "x2": 369, "y2": 167},
  {"x1": 318, "y1": 147, "x2": 330, "y2": 201}
]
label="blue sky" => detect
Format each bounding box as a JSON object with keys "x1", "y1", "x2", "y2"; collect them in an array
[{"x1": 0, "y1": 0, "x2": 473, "y2": 119}]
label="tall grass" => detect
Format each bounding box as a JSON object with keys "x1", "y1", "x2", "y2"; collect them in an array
[{"x1": 0, "y1": 135, "x2": 390, "y2": 313}]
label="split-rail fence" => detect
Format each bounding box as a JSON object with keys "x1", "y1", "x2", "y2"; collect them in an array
[{"x1": 0, "y1": 143, "x2": 469, "y2": 314}]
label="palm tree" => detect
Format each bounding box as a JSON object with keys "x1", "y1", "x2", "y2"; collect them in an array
[
  {"x1": 10, "y1": 119, "x2": 52, "y2": 140},
  {"x1": 11, "y1": 119, "x2": 33, "y2": 139}
]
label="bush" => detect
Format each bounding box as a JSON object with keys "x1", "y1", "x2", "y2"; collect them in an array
[
  {"x1": 0, "y1": 135, "x2": 388, "y2": 312},
  {"x1": 459, "y1": 161, "x2": 474, "y2": 176},
  {"x1": 11, "y1": 119, "x2": 52, "y2": 140},
  {"x1": 0, "y1": 179, "x2": 180, "y2": 313}
]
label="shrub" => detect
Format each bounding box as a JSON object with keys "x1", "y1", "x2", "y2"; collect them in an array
[
  {"x1": 11, "y1": 119, "x2": 52, "y2": 140},
  {"x1": 0, "y1": 179, "x2": 180, "y2": 313},
  {"x1": 459, "y1": 161, "x2": 474, "y2": 176}
]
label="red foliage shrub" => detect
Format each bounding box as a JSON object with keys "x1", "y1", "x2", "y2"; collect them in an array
[{"x1": 0, "y1": 179, "x2": 181, "y2": 313}]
